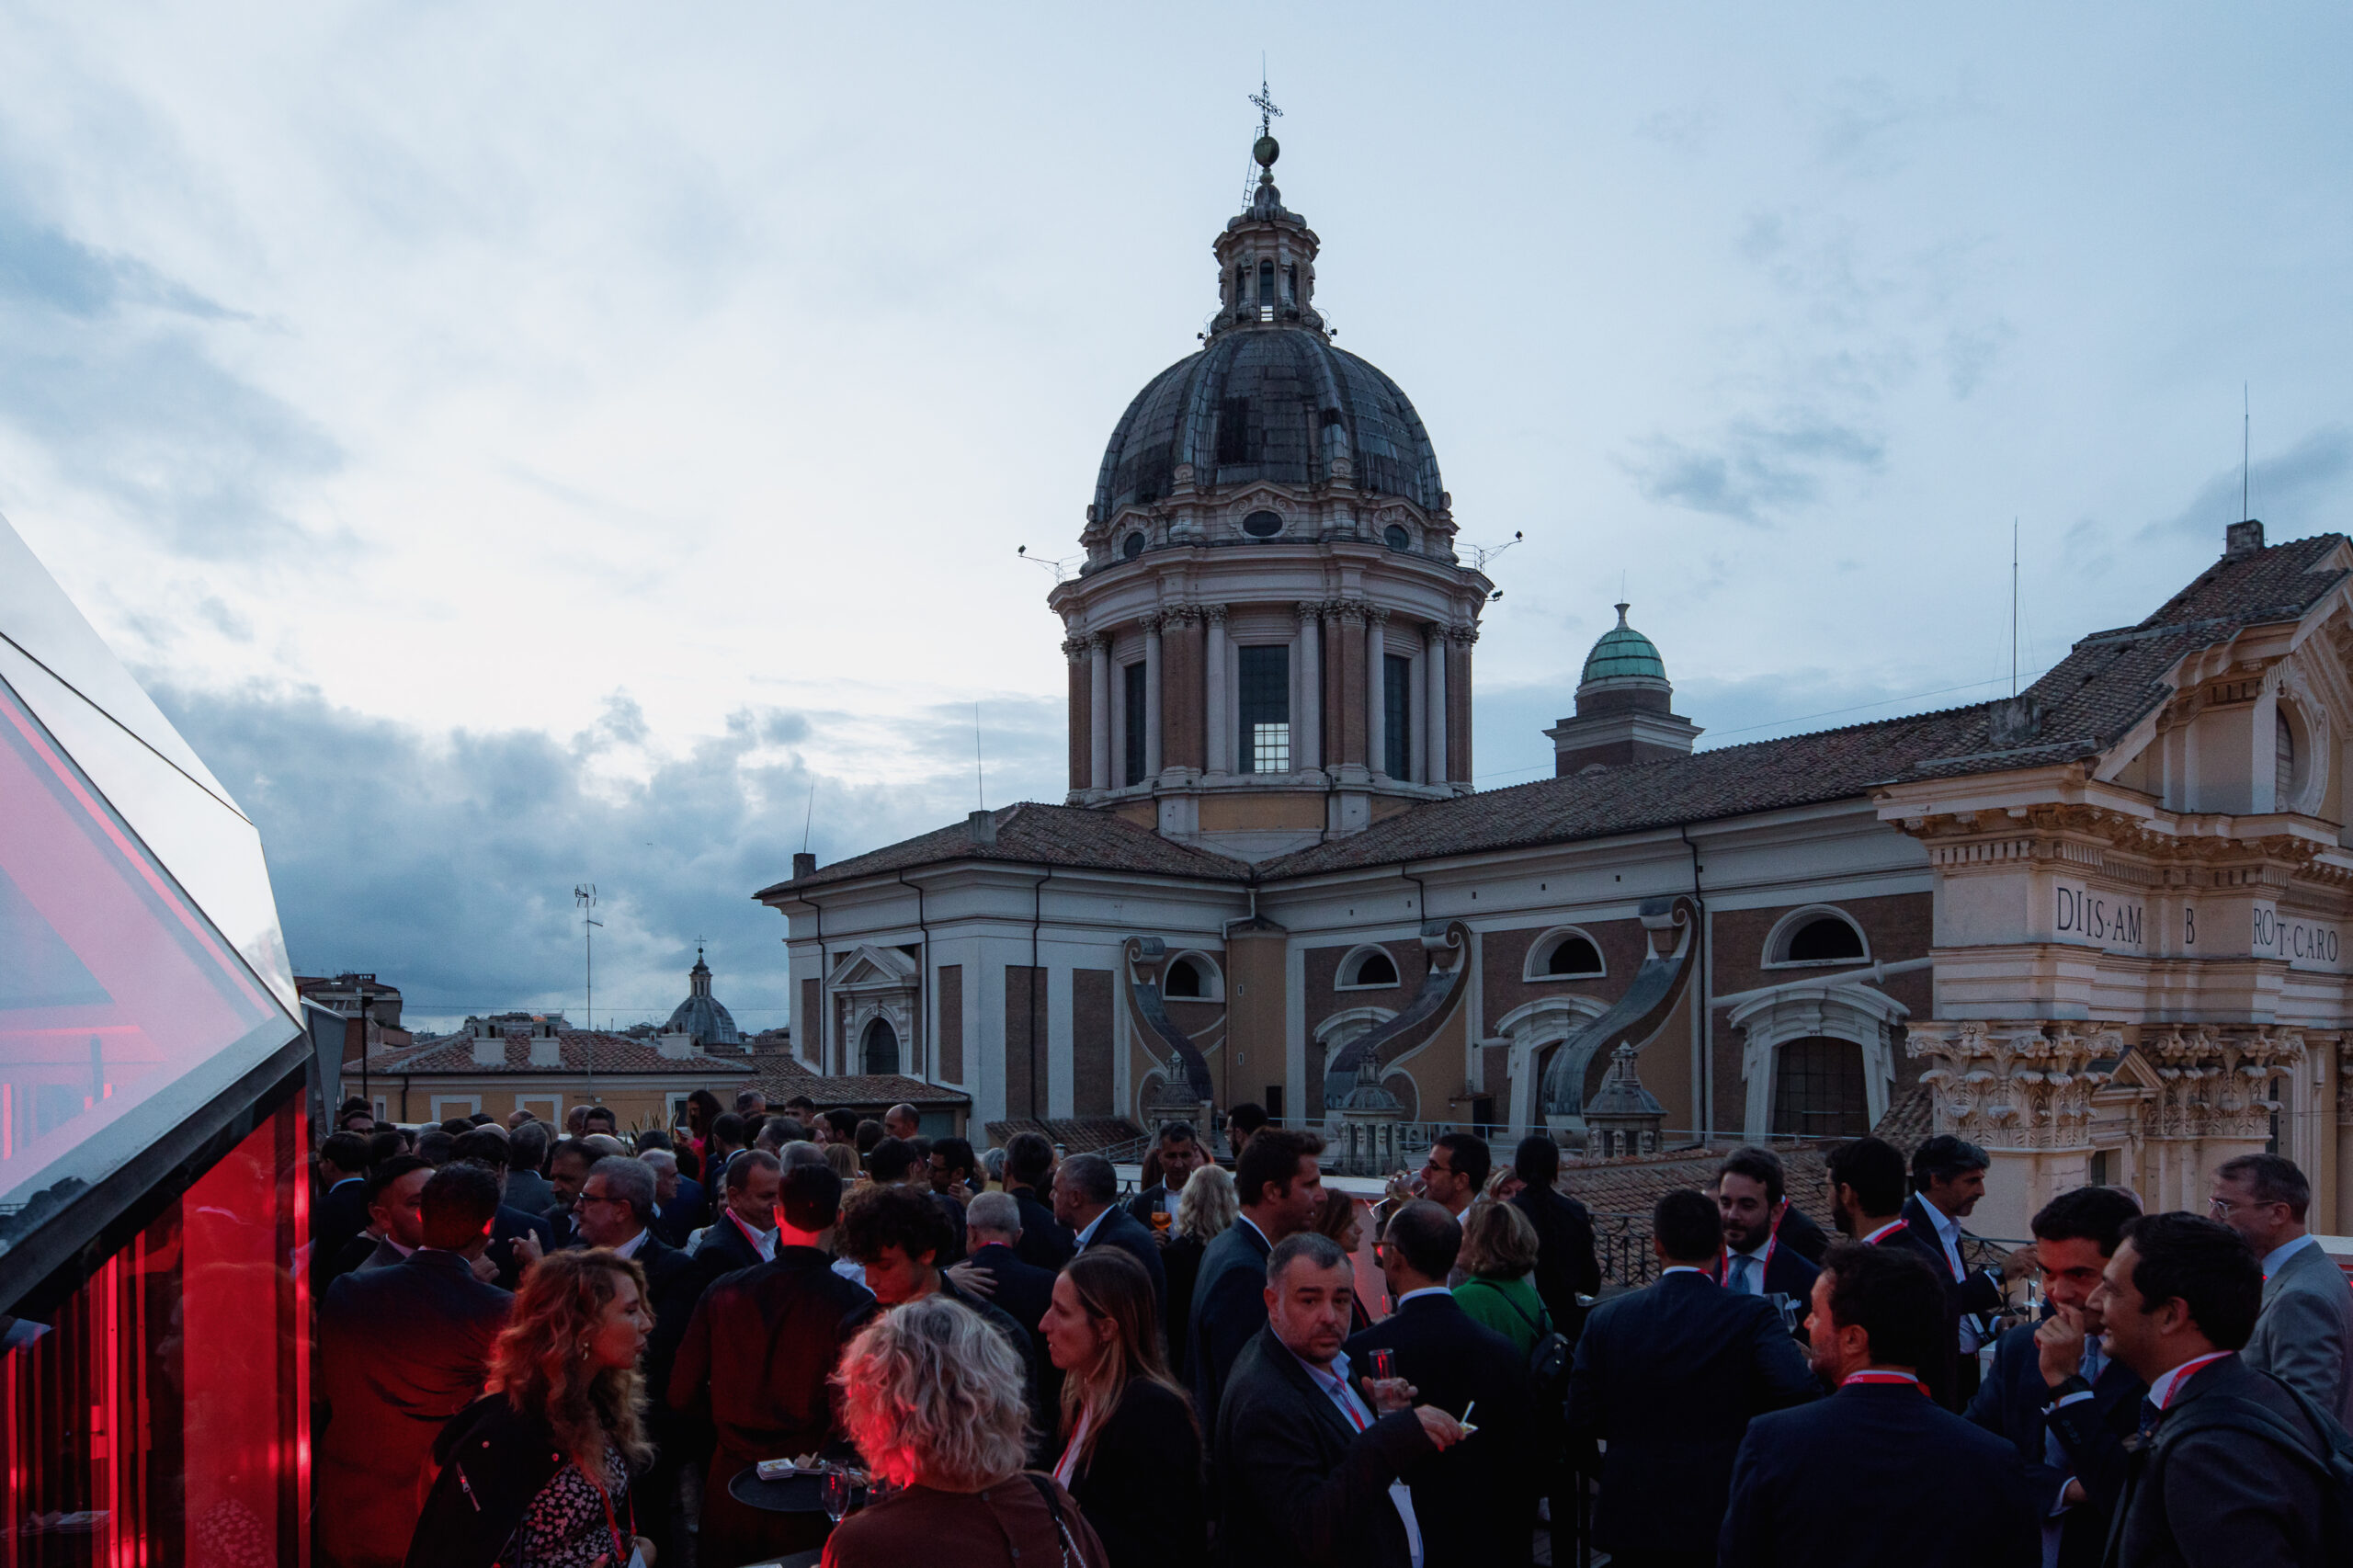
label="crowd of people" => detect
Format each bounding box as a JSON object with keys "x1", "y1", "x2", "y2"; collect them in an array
[{"x1": 311, "y1": 1090, "x2": 2353, "y2": 1568}]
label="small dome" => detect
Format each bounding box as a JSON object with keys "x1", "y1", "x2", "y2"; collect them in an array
[
  {"x1": 1581, "y1": 602, "x2": 1667, "y2": 687},
  {"x1": 664, "y1": 950, "x2": 742, "y2": 1049}
]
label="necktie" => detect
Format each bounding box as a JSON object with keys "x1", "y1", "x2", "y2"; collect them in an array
[
  {"x1": 2137, "y1": 1397, "x2": 2160, "y2": 1437},
  {"x1": 1733, "y1": 1254, "x2": 1757, "y2": 1293}
]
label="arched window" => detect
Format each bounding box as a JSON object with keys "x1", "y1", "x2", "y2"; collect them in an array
[
  {"x1": 1523, "y1": 926, "x2": 1607, "y2": 982},
  {"x1": 1546, "y1": 937, "x2": 1604, "y2": 976},
  {"x1": 1771, "y1": 1036, "x2": 1869, "y2": 1137},
  {"x1": 1383, "y1": 523, "x2": 1411, "y2": 551},
  {"x1": 1122, "y1": 531, "x2": 1145, "y2": 561},
  {"x1": 1767, "y1": 905, "x2": 1870, "y2": 967},
  {"x1": 861, "y1": 1017, "x2": 900, "y2": 1075},
  {"x1": 1165, "y1": 958, "x2": 1203, "y2": 998},
  {"x1": 1337, "y1": 945, "x2": 1400, "y2": 989}
]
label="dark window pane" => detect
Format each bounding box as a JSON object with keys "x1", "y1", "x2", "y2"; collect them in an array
[
  {"x1": 1165, "y1": 959, "x2": 1200, "y2": 998},
  {"x1": 1122, "y1": 531, "x2": 1145, "y2": 561},
  {"x1": 1217, "y1": 398, "x2": 1251, "y2": 465},
  {"x1": 1787, "y1": 917, "x2": 1865, "y2": 962},
  {"x1": 1545, "y1": 937, "x2": 1603, "y2": 976},
  {"x1": 1243, "y1": 509, "x2": 1283, "y2": 539},
  {"x1": 1237, "y1": 644, "x2": 1290, "y2": 774},
  {"x1": 1383, "y1": 523, "x2": 1410, "y2": 550},
  {"x1": 1771, "y1": 1037, "x2": 1868, "y2": 1136},
  {"x1": 1349, "y1": 949, "x2": 1398, "y2": 986},
  {"x1": 1123, "y1": 661, "x2": 1148, "y2": 786},
  {"x1": 1383, "y1": 653, "x2": 1411, "y2": 779},
  {"x1": 862, "y1": 1017, "x2": 900, "y2": 1074}
]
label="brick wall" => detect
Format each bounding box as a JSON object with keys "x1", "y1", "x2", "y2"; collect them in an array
[
  {"x1": 801, "y1": 978, "x2": 822, "y2": 1071},
  {"x1": 1073, "y1": 969, "x2": 1114, "y2": 1116},
  {"x1": 938, "y1": 965, "x2": 963, "y2": 1084},
  {"x1": 1005, "y1": 966, "x2": 1046, "y2": 1121}
]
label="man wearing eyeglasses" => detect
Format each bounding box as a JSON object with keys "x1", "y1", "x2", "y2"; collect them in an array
[{"x1": 2208, "y1": 1153, "x2": 2353, "y2": 1426}]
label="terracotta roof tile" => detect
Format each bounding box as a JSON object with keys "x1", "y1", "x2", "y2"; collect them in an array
[
  {"x1": 362, "y1": 1029, "x2": 754, "y2": 1077},
  {"x1": 740, "y1": 1051, "x2": 971, "y2": 1108},
  {"x1": 984, "y1": 1118, "x2": 1146, "y2": 1153},
  {"x1": 757, "y1": 802, "x2": 1250, "y2": 896}
]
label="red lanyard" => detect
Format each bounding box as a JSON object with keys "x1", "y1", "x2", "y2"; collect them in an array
[
  {"x1": 2157, "y1": 1353, "x2": 2233, "y2": 1410},
  {"x1": 1844, "y1": 1370, "x2": 1927, "y2": 1395},
  {"x1": 1861, "y1": 1219, "x2": 1907, "y2": 1246}
]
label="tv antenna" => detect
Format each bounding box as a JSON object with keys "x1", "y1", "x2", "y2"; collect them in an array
[
  {"x1": 1017, "y1": 544, "x2": 1080, "y2": 583},
  {"x1": 2242, "y1": 382, "x2": 2252, "y2": 522},
  {"x1": 801, "y1": 780, "x2": 817, "y2": 853},
  {"x1": 974, "y1": 700, "x2": 986, "y2": 811},
  {"x1": 2011, "y1": 518, "x2": 2019, "y2": 698},
  {"x1": 574, "y1": 883, "x2": 602, "y2": 1098},
  {"x1": 1464, "y1": 530, "x2": 1525, "y2": 571}
]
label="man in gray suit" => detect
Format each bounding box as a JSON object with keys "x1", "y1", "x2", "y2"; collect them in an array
[{"x1": 2210, "y1": 1152, "x2": 2353, "y2": 1425}]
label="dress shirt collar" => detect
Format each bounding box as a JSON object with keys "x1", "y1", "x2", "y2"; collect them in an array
[
  {"x1": 728, "y1": 1209, "x2": 779, "y2": 1261},
  {"x1": 1859, "y1": 1218, "x2": 1908, "y2": 1245},
  {"x1": 383, "y1": 1235, "x2": 416, "y2": 1259},
  {"x1": 2261, "y1": 1233, "x2": 2316, "y2": 1278},
  {"x1": 1237, "y1": 1213, "x2": 1276, "y2": 1253},
  {"x1": 1659, "y1": 1265, "x2": 1709, "y2": 1278},
  {"x1": 1074, "y1": 1206, "x2": 1112, "y2": 1249},
  {"x1": 328, "y1": 1176, "x2": 364, "y2": 1191},
  {"x1": 1920, "y1": 1198, "x2": 1962, "y2": 1246},
  {"x1": 1396, "y1": 1285, "x2": 1452, "y2": 1307},
  {"x1": 609, "y1": 1227, "x2": 648, "y2": 1261},
  {"x1": 2145, "y1": 1350, "x2": 2234, "y2": 1410}
]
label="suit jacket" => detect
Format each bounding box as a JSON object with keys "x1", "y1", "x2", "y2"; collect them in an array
[
  {"x1": 2244, "y1": 1236, "x2": 2353, "y2": 1427},
  {"x1": 314, "y1": 1177, "x2": 373, "y2": 1288},
  {"x1": 612, "y1": 1231, "x2": 703, "y2": 1411},
  {"x1": 1187, "y1": 1217, "x2": 1274, "y2": 1427},
  {"x1": 689, "y1": 1207, "x2": 769, "y2": 1287},
  {"x1": 1079, "y1": 1205, "x2": 1170, "y2": 1319},
  {"x1": 1213, "y1": 1324, "x2": 1437, "y2": 1568},
  {"x1": 1722, "y1": 1378, "x2": 2040, "y2": 1568},
  {"x1": 1511, "y1": 1184, "x2": 1600, "y2": 1342},
  {"x1": 1774, "y1": 1202, "x2": 1831, "y2": 1264},
  {"x1": 347, "y1": 1234, "x2": 411, "y2": 1274},
  {"x1": 317, "y1": 1250, "x2": 512, "y2": 1568},
  {"x1": 1567, "y1": 1269, "x2": 1820, "y2": 1559},
  {"x1": 667, "y1": 1244, "x2": 877, "y2": 1463},
  {"x1": 1964, "y1": 1321, "x2": 2143, "y2": 1568},
  {"x1": 1874, "y1": 1208, "x2": 1968, "y2": 1408},
  {"x1": 932, "y1": 1187, "x2": 970, "y2": 1266},
  {"x1": 1711, "y1": 1237, "x2": 1822, "y2": 1305},
  {"x1": 1346, "y1": 1291, "x2": 1536, "y2": 1568},
  {"x1": 2105, "y1": 1354, "x2": 2330, "y2": 1568},
  {"x1": 963, "y1": 1242, "x2": 1058, "y2": 1335},
  {"x1": 1009, "y1": 1185, "x2": 1075, "y2": 1272},
  {"x1": 651, "y1": 1174, "x2": 710, "y2": 1248},
  {"x1": 1163, "y1": 1233, "x2": 1208, "y2": 1381},
  {"x1": 1066, "y1": 1376, "x2": 1206, "y2": 1568},
  {"x1": 485, "y1": 1203, "x2": 556, "y2": 1292},
  {"x1": 502, "y1": 1165, "x2": 557, "y2": 1217}
]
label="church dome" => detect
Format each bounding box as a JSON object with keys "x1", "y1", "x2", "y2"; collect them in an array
[
  {"x1": 663, "y1": 950, "x2": 742, "y2": 1049},
  {"x1": 1581, "y1": 603, "x2": 1668, "y2": 687},
  {"x1": 1093, "y1": 329, "x2": 1445, "y2": 518}
]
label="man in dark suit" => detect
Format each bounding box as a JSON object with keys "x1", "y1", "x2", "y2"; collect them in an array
[
  {"x1": 690, "y1": 1147, "x2": 781, "y2": 1283},
  {"x1": 324, "y1": 1154, "x2": 433, "y2": 1278},
  {"x1": 313, "y1": 1131, "x2": 374, "y2": 1288},
  {"x1": 1721, "y1": 1239, "x2": 2039, "y2": 1568},
  {"x1": 2092, "y1": 1211, "x2": 2333, "y2": 1568},
  {"x1": 670, "y1": 1162, "x2": 876, "y2": 1565},
  {"x1": 1964, "y1": 1186, "x2": 2145, "y2": 1568},
  {"x1": 1901, "y1": 1135, "x2": 2031, "y2": 1408},
  {"x1": 572, "y1": 1153, "x2": 706, "y2": 1564},
  {"x1": 1347, "y1": 1200, "x2": 1534, "y2": 1568},
  {"x1": 1189, "y1": 1128, "x2": 1326, "y2": 1427},
  {"x1": 2210, "y1": 1152, "x2": 2353, "y2": 1426},
  {"x1": 1003, "y1": 1130, "x2": 1075, "y2": 1270},
  {"x1": 317, "y1": 1163, "x2": 512, "y2": 1568},
  {"x1": 452, "y1": 1129, "x2": 557, "y2": 1290},
  {"x1": 502, "y1": 1119, "x2": 557, "y2": 1216},
  {"x1": 1711, "y1": 1146, "x2": 1823, "y2": 1306},
  {"x1": 1126, "y1": 1119, "x2": 1206, "y2": 1230},
  {"x1": 1058, "y1": 1153, "x2": 1168, "y2": 1312},
  {"x1": 871, "y1": 1135, "x2": 967, "y2": 1264},
  {"x1": 1509, "y1": 1134, "x2": 1602, "y2": 1342},
  {"x1": 1216, "y1": 1232, "x2": 1462, "y2": 1568},
  {"x1": 541, "y1": 1137, "x2": 597, "y2": 1250},
  {"x1": 1569, "y1": 1189, "x2": 1818, "y2": 1568},
  {"x1": 952, "y1": 1190, "x2": 1059, "y2": 1335},
  {"x1": 642, "y1": 1147, "x2": 709, "y2": 1247},
  {"x1": 1824, "y1": 1134, "x2": 1962, "y2": 1406}
]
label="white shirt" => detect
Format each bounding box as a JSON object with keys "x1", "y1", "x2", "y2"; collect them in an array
[
  {"x1": 610, "y1": 1228, "x2": 649, "y2": 1262},
  {"x1": 1920, "y1": 1200, "x2": 1986, "y2": 1352},
  {"x1": 2145, "y1": 1351, "x2": 2234, "y2": 1412},
  {"x1": 1725, "y1": 1248, "x2": 1767, "y2": 1294},
  {"x1": 1236, "y1": 1213, "x2": 1276, "y2": 1253},
  {"x1": 1290, "y1": 1346, "x2": 1423, "y2": 1568},
  {"x1": 1395, "y1": 1285, "x2": 1451, "y2": 1307},
  {"x1": 728, "y1": 1210, "x2": 779, "y2": 1263},
  {"x1": 2261, "y1": 1233, "x2": 2317, "y2": 1278},
  {"x1": 1074, "y1": 1207, "x2": 1113, "y2": 1251},
  {"x1": 1659, "y1": 1265, "x2": 1708, "y2": 1278}
]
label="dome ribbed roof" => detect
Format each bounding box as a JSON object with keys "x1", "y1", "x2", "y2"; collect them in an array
[
  {"x1": 664, "y1": 952, "x2": 742, "y2": 1048},
  {"x1": 1581, "y1": 603, "x2": 1667, "y2": 686},
  {"x1": 1093, "y1": 326, "x2": 1444, "y2": 518}
]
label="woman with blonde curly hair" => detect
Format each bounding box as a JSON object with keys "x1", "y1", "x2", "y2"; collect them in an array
[
  {"x1": 406, "y1": 1249, "x2": 655, "y2": 1568},
  {"x1": 1160, "y1": 1164, "x2": 1236, "y2": 1383},
  {"x1": 824, "y1": 1295, "x2": 1108, "y2": 1568}
]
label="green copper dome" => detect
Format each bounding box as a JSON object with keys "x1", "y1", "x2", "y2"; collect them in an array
[{"x1": 1581, "y1": 603, "x2": 1667, "y2": 686}]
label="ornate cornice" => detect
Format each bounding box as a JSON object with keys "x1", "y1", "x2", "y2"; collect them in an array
[
  {"x1": 2142, "y1": 1027, "x2": 2304, "y2": 1141},
  {"x1": 1907, "y1": 1020, "x2": 2120, "y2": 1151}
]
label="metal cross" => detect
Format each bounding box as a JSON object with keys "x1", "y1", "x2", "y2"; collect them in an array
[{"x1": 1251, "y1": 74, "x2": 1281, "y2": 138}]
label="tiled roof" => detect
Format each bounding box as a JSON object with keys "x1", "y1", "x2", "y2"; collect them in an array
[
  {"x1": 1265, "y1": 532, "x2": 2350, "y2": 878},
  {"x1": 743, "y1": 1050, "x2": 970, "y2": 1109},
  {"x1": 984, "y1": 1117, "x2": 1145, "y2": 1153},
  {"x1": 362, "y1": 1029, "x2": 755, "y2": 1077},
  {"x1": 759, "y1": 802, "x2": 1251, "y2": 897},
  {"x1": 1871, "y1": 1081, "x2": 1936, "y2": 1153},
  {"x1": 1555, "y1": 1142, "x2": 1835, "y2": 1236}
]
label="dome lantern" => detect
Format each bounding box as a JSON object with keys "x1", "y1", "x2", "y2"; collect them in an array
[{"x1": 1545, "y1": 600, "x2": 1703, "y2": 777}]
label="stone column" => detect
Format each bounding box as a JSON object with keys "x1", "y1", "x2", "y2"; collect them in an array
[
  {"x1": 1426, "y1": 624, "x2": 1449, "y2": 785},
  {"x1": 1448, "y1": 625, "x2": 1476, "y2": 786},
  {"x1": 1366, "y1": 608, "x2": 1389, "y2": 777},
  {"x1": 1294, "y1": 602, "x2": 1322, "y2": 773},
  {"x1": 2337, "y1": 1038, "x2": 2353, "y2": 1234},
  {"x1": 1088, "y1": 635, "x2": 1110, "y2": 792},
  {"x1": 1203, "y1": 605, "x2": 1230, "y2": 775},
  {"x1": 1163, "y1": 608, "x2": 1203, "y2": 773},
  {"x1": 1143, "y1": 615, "x2": 1164, "y2": 779},
  {"x1": 1064, "y1": 636, "x2": 1091, "y2": 795}
]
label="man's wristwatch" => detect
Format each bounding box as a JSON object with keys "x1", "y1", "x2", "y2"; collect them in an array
[{"x1": 2040, "y1": 1373, "x2": 2092, "y2": 1407}]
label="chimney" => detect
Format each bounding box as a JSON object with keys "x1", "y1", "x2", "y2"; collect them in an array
[
  {"x1": 656, "y1": 1031, "x2": 696, "y2": 1060},
  {"x1": 968, "y1": 808, "x2": 998, "y2": 846},
  {"x1": 2226, "y1": 518, "x2": 2265, "y2": 560},
  {"x1": 472, "y1": 1026, "x2": 506, "y2": 1068},
  {"x1": 529, "y1": 1032, "x2": 562, "y2": 1068},
  {"x1": 791, "y1": 851, "x2": 817, "y2": 880}
]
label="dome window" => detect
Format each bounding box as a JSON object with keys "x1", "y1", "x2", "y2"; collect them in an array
[
  {"x1": 1383, "y1": 524, "x2": 1411, "y2": 551},
  {"x1": 1768, "y1": 905, "x2": 1870, "y2": 967},
  {"x1": 1165, "y1": 958, "x2": 1203, "y2": 997},
  {"x1": 1122, "y1": 532, "x2": 1146, "y2": 561},
  {"x1": 1545, "y1": 937, "x2": 1603, "y2": 976},
  {"x1": 1337, "y1": 945, "x2": 1400, "y2": 989},
  {"x1": 1243, "y1": 510, "x2": 1284, "y2": 539}
]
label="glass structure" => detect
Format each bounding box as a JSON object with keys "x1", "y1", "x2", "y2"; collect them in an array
[
  {"x1": 1, "y1": 516, "x2": 308, "y2": 1563},
  {"x1": 1237, "y1": 645, "x2": 1290, "y2": 774}
]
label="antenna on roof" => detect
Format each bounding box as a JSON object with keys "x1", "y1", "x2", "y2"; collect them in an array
[
  {"x1": 801, "y1": 780, "x2": 817, "y2": 854},
  {"x1": 1466, "y1": 530, "x2": 1525, "y2": 571},
  {"x1": 574, "y1": 883, "x2": 602, "y2": 1099},
  {"x1": 975, "y1": 700, "x2": 986, "y2": 811},
  {"x1": 2011, "y1": 518, "x2": 2019, "y2": 699},
  {"x1": 2243, "y1": 381, "x2": 2252, "y2": 522},
  {"x1": 1017, "y1": 545, "x2": 1079, "y2": 583}
]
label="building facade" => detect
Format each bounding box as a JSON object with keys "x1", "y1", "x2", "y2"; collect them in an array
[{"x1": 759, "y1": 141, "x2": 2353, "y2": 1240}]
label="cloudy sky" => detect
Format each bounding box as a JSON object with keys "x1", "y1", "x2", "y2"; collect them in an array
[{"x1": 6, "y1": 6, "x2": 2350, "y2": 1031}]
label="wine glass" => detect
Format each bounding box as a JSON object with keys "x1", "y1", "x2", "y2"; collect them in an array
[{"x1": 823, "y1": 1470, "x2": 854, "y2": 1525}]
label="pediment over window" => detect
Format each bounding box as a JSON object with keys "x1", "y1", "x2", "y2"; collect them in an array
[{"x1": 827, "y1": 943, "x2": 919, "y2": 991}]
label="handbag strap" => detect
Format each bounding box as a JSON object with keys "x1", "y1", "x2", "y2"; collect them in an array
[
  {"x1": 1476, "y1": 1278, "x2": 1553, "y2": 1339},
  {"x1": 1023, "y1": 1471, "x2": 1093, "y2": 1568}
]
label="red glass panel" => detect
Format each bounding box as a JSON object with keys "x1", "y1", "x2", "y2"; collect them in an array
[{"x1": 1, "y1": 1091, "x2": 307, "y2": 1567}]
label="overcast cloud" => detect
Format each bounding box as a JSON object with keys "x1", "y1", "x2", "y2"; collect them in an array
[{"x1": 5, "y1": 6, "x2": 2351, "y2": 1022}]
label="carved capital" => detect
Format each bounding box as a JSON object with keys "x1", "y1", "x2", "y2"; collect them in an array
[
  {"x1": 1365, "y1": 605, "x2": 1391, "y2": 626},
  {"x1": 1446, "y1": 623, "x2": 1480, "y2": 646},
  {"x1": 1062, "y1": 636, "x2": 1089, "y2": 663},
  {"x1": 1905, "y1": 1020, "x2": 2120, "y2": 1151},
  {"x1": 1200, "y1": 602, "x2": 1228, "y2": 625},
  {"x1": 1328, "y1": 599, "x2": 1370, "y2": 627}
]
